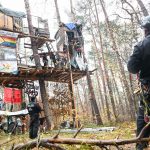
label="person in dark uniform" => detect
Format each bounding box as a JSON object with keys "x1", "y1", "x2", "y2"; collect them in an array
[
  {"x1": 42, "y1": 53, "x2": 48, "y2": 67},
  {"x1": 127, "y1": 16, "x2": 150, "y2": 150},
  {"x1": 27, "y1": 97, "x2": 42, "y2": 139}
]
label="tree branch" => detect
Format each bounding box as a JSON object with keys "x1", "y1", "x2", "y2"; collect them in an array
[
  {"x1": 12, "y1": 123, "x2": 150, "y2": 150},
  {"x1": 12, "y1": 136, "x2": 150, "y2": 150},
  {"x1": 73, "y1": 125, "x2": 83, "y2": 138},
  {"x1": 137, "y1": 122, "x2": 150, "y2": 139}
]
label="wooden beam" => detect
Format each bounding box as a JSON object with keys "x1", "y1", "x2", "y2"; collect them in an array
[{"x1": 18, "y1": 33, "x2": 55, "y2": 42}]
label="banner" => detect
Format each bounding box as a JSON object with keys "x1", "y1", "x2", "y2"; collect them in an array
[
  {"x1": 0, "y1": 60, "x2": 17, "y2": 73},
  {"x1": 0, "y1": 30, "x2": 18, "y2": 73},
  {"x1": 4, "y1": 88, "x2": 12, "y2": 103},
  {"x1": 4, "y1": 88, "x2": 22, "y2": 104},
  {"x1": 0, "y1": 30, "x2": 18, "y2": 48},
  {"x1": 0, "y1": 109, "x2": 28, "y2": 116}
]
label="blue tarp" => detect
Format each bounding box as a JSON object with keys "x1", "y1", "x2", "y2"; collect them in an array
[{"x1": 65, "y1": 23, "x2": 76, "y2": 30}]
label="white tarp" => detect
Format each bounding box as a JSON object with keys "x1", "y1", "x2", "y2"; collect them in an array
[
  {"x1": 54, "y1": 127, "x2": 116, "y2": 133},
  {"x1": 0, "y1": 30, "x2": 18, "y2": 38},
  {"x1": 0, "y1": 109, "x2": 28, "y2": 116},
  {"x1": 76, "y1": 56, "x2": 86, "y2": 71},
  {"x1": 0, "y1": 60, "x2": 18, "y2": 73}
]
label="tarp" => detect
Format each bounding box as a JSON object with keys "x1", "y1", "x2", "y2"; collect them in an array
[
  {"x1": 0, "y1": 30, "x2": 18, "y2": 48},
  {"x1": 0, "y1": 60, "x2": 18, "y2": 73},
  {"x1": 0, "y1": 30, "x2": 18, "y2": 73},
  {"x1": 76, "y1": 56, "x2": 86, "y2": 71},
  {"x1": 0, "y1": 109, "x2": 28, "y2": 116},
  {"x1": 54, "y1": 127, "x2": 116, "y2": 133},
  {"x1": 0, "y1": 7, "x2": 26, "y2": 18},
  {"x1": 4, "y1": 88, "x2": 22, "y2": 104},
  {"x1": 65, "y1": 23, "x2": 76, "y2": 30}
]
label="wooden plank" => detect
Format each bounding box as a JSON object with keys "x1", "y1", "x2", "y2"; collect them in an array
[
  {"x1": 0, "y1": 12, "x2": 13, "y2": 31},
  {"x1": 32, "y1": 70, "x2": 40, "y2": 76},
  {"x1": 0, "y1": 66, "x2": 87, "y2": 85},
  {"x1": 0, "y1": 75, "x2": 83, "y2": 84},
  {"x1": 18, "y1": 33, "x2": 55, "y2": 42},
  {"x1": 58, "y1": 74, "x2": 68, "y2": 81}
]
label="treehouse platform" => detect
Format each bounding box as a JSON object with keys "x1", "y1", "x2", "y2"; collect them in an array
[{"x1": 0, "y1": 65, "x2": 89, "y2": 88}]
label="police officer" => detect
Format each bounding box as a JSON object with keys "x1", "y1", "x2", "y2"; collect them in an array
[
  {"x1": 127, "y1": 16, "x2": 150, "y2": 150},
  {"x1": 27, "y1": 97, "x2": 41, "y2": 139}
]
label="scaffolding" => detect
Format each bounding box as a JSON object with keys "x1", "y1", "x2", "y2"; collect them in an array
[{"x1": 0, "y1": 6, "x2": 90, "y2": 127}]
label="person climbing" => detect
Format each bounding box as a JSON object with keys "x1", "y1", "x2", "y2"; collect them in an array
[
  {"x1": 50, "y1": 52, "x2": 56, "y2": 67},
  {"x1": 127, "y1": 15, "x2": 150, "y2": 150},
  {"x1": 75, "y1": 40, "x2": 82, "y2": 57},
  {"x1": 27, "y1": 97, "x2": 42, "y2": 139},
  {"x1": 42, "y1": 53, "x2": 48, "y2": 67}
]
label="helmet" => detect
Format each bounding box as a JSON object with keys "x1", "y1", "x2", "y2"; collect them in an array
[{"x1": 141, "y1": 16, "x2": 150, "y2": 29}]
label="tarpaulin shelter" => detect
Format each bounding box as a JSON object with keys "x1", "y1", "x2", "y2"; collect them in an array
[
  {"x1": 0, "y1": 7, "x2": 25, "y2": 32},
  {"x1": 0, "y1": 7, "x2": 26, "y2": 18},
  {"x1": 54, "y1": 22, "x2": 85, "y2": 70},
  {"x1": 55, "y1": 23, "x2": 83, "y2": 50}
]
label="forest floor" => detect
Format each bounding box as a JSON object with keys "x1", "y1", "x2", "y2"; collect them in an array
[{"x1": 0, "y1": 121, "x2": 146, "y2": 150}]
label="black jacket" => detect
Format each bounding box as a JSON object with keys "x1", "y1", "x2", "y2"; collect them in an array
[
  {"x1": 27, "y1": 101, "x2": 41, "y2": 116},
  {"x1": 127, "y1": 33, "x2": 150, "y2": 79}
]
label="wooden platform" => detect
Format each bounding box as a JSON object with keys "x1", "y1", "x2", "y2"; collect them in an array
[{"x1": 0, "y1": 65, "x2": 89, "y2": 87}]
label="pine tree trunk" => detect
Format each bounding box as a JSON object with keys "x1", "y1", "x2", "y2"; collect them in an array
[
  {"x1": 85, "y1": 65, "x2": 103, "y2": 125},
  {"x1": 76, "y1": 84, "x2": 85, "y2": 114},
  {"x1": 89, "y1": 27, "x2": 109, "y2": 119},
  {"x1": 110, "y1": 69, "x2": 125, "y2": 117},
  {"x1": 54, "y1": 0, "x2": 61, "y2": 25},
  {"x1": 99, "y1": 0, "x2": 136, "y2": 120},
  {"x1": 39, "y1": 80, "x2": 52, "y2": 129},
  {"x1": 24, "y1": 0, "x2": 52, "y2": 129},
  {"x1": 81, "y1": 79, "x2": 92, "y2": 119},
  {"x1": 119, "y1": 75, "x2": 130, "y2": 115},
  {"x1": 90, "y1": 27, "x2": 110, "y2": 120},
  {"x1": 82, "y1": 48, "x2": 103, "y2": 124},
  {"x1": 93, "y1": 55, "x2": 105, "y2": 113},
  {"x1": 68, "y1": 83, "x2": 76, "y2": 127},
  {"x1": 129, "y1": 73, "x2": 138, "y2": 112},
  {"x1": 69, "y1": 0, "x2": 103, "y2": 125},
  {"x1": 106, "y1": 71, "x2": 118, "y2": 121},
  {"x1": 70, "y1": 0, "x2": 76, "y2": 22},
  {"x1": 92, "y1": 0, "x2": 114, "y2": 121}
]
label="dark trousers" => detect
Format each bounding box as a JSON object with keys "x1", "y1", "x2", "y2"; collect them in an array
[
  {"x1": 136, "y1": 105, "x2": 150, "y2": 149},
  {"x1": 29, "y1": 113, "x2": 40, "y2": 139}
]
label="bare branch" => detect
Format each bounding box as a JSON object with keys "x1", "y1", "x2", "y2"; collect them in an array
[
  {"x1": 137, "y1": 122, "x2": 150, "y2": 139},
  {"x1": 53, "y1": 129, "x2": 61, "y2": 139},
  {"x1": 111, "y1": 14, "x2": 131, "y2": 20},
  {"x1": 0, "y1": 138, "x2": 17, "y2": 147},
  {"x1": 12, "y1": 135, "x2": 150, "y2": 150},
  {"x1": 40, "y1": 143, "x2": 66, "y2": 150},
  {"x1": 73, "y1": 125, "x2": 83, "y2": 138}
]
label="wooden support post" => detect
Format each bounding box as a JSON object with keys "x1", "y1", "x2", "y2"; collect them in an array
[
  {"x1": 66, "y1": 42, "x2": 76, "y2": 127},
  {"x1": 68, "y1": 82, "x2": 76, "y2": 128},
  {"x1": 24, "y1": 0, "x2": 52, "y2": 129}
]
